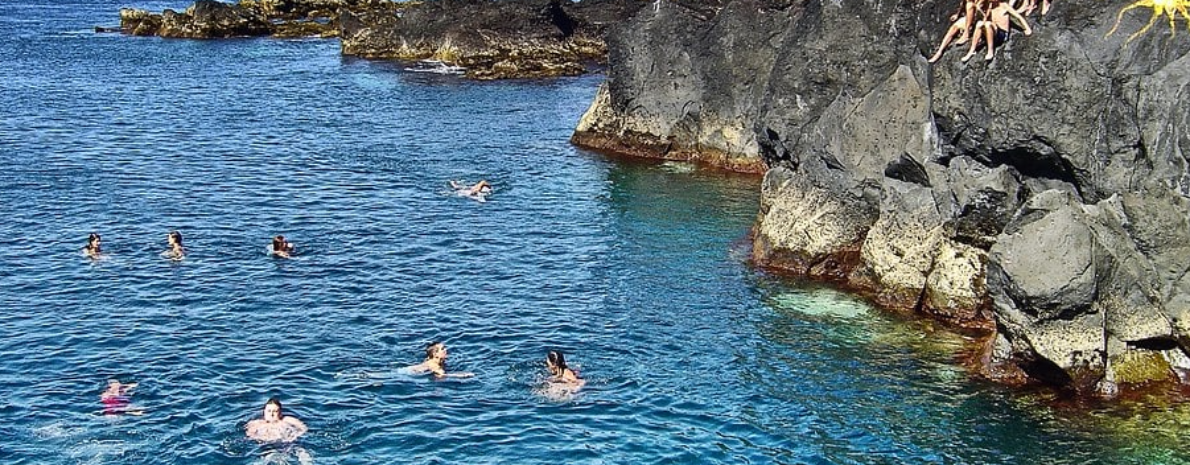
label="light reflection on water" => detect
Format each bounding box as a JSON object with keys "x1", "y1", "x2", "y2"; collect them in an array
[{"x1": 2, "y1": 1, "x2": 1190, "y2": 464}]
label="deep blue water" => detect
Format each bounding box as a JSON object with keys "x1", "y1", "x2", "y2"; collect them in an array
[{"x1": 2, "y1": 1, "x2": 1190, "y2": 464}]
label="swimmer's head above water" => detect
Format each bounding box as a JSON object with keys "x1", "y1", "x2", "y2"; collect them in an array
[
  {"x1": 425, "y1": 342, "x2": 446, "y2": 362},
  {"x1": 85, "y1": 233, "x2": 102, "y2": 255},
  {"x1": 272, "y1": 235, "x2": 293, "y2": 256},
  {"x1": 547, "y1": 350, "x2": 568, "y2": 374},
  {"x1": 246, "y1": 397, "x2": 308, "y2": 442},
  {"x1": 166, "y1": 231, "x2": 184, "y2": 257},
  {"x1": 263, "y1": 398, "x2": 283, "y2": 423},
  {"x1": 413, "y1": 341, "x2": 474, "y2": 379},
  {"x1": 546, "y1": 350, "x2": 583, "y2": 385}
]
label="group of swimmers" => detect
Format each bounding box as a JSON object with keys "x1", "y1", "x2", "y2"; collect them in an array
[
  {"x1": 83, "y1": 231, "x2": 295, "y2": 260},
  {"x1": 89, "y1": 178, "x2": 550, "y2": 449},
  {"x1": 81, "y1": 180, "x2": 491, "y2": 261},
  {"x1": 100, "y1": 342, "x2": 585, "y2": 444}
]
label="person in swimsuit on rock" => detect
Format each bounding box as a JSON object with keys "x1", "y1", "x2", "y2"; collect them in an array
[
  {"x1": 245, "y1": 398, "x2": 308, "y2": 442},
  {"x1": 404, "y1": 342, "x2": 474, "y2": 379},
  {"x1": 271, "y1": 235, "x2": 295, "y2": 258},
  {"x1": 164, "y1": 230, "x2": 185, "y2": 260},
  {"x1": 83, "y1": 233, "x2": 102, "y2": 259}
]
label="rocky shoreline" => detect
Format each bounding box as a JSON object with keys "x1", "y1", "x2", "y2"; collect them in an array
[
  {"x1": 116, "y1": 0, "x2": 643, "y2": 79},
  {"x1": 570, "y1": 0, "x2": 1190, "y2": 399}
]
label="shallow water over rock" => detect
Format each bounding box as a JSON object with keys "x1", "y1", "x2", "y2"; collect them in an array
[{"x1": 2, "y1": 1, "x2": 1190, "y2": 463}]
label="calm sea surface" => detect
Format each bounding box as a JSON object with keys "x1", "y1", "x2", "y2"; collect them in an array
[{"x1": 2, "y1": 1, "x2": 1189, "y2": 464}]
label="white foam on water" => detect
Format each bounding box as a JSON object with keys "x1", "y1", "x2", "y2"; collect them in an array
[
  {"x1": 659, "y1": 161, "x2": 696, "y2": 173},
  {"x1": 405, "y1": 60, "x2": 466, "y2": 75}
]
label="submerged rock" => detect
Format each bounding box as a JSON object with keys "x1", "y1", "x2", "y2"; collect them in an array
[{"x1": 573, "y1": 0, "x2": 1190, "y2": 397}]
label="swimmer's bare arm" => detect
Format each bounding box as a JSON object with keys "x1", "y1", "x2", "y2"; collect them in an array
[
  {"x1": 404, "y1": 362, "x2": 431, "y2": 374},
  {"x1": 283, "y1": 416, "x2": 308, "y2": 440},
  {"x1": 469, "y1": 181, "x2": 490, "y2": 195},
  {"x1": 245, "y1": 419, "x2": 262, "y2": 439}
]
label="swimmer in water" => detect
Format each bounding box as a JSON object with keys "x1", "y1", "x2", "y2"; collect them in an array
[
  {"x1": 164, "y1": 231, "x2": 185, "y2": 260},
  {"x1": 450, "y1": 180, "x2": 492, "y2": 197},
  {"x1": 404, "y1": 342, "x2": 474, "y2": 379},
  {"x1": 546, "y1": 350, "x2": 584, "y2": 388},
  {"x1": 271, "y1": 235, "x2": 294, "y2": 258},
  {"x1": 245, "y1": 398, "x2": 308, "y2": 442},
  {"x1": 83, "y1": 233, "x2": 102, "y2": 259},
  {"x1": 100, "y1": 379, "x2": 142, "y2": 415}
]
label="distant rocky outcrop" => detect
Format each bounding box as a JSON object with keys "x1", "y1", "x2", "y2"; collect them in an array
[
  {"x1": 117, "y1": 0, "x2": 644, "y2": 79},
  {"x1": 118, "y1": 0, "x2": 398, "y2": 39},
  {"x1": 339, "y1": 0, "x2": 646, "y2": 79},
  {"x1": 572, "y1": 0, "x2": 1190, "y2": 397},
  {"x1": 121, "y1": 0, "x2": 273, "y2": 38}
]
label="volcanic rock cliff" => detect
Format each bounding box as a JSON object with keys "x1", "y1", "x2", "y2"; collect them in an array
[{"x1": 572, "y1": 0, "x2": 1190, "y2": 396}]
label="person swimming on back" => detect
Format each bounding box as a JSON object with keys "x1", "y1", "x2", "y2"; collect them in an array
[
  {"x1": 83, "y1": 233, "x2": 102, "y2": 259},
  {"x1": 271, "y1": 235, "x2": 295, "y2": 258},
  {"x1": 404, "y1": 342, "x2": 474, "y2": 379},
  {"x1": 164, "y1": 231, "x2": 185, "y2": 260},
  {"x1": 246, "y1": 398, "x2": 308, "y2": 442},
  {"x1": 100, "y1": 379, "x2": 141, "y2": 415}
]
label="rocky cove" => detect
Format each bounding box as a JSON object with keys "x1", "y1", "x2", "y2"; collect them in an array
[{"x1": 111, "y1": 0, "x2": 1190, "y2": 399}]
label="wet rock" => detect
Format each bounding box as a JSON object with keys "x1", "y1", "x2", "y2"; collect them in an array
[{"x1": 1111, "y1": 350, "x2": 1173, "y2": 386}]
